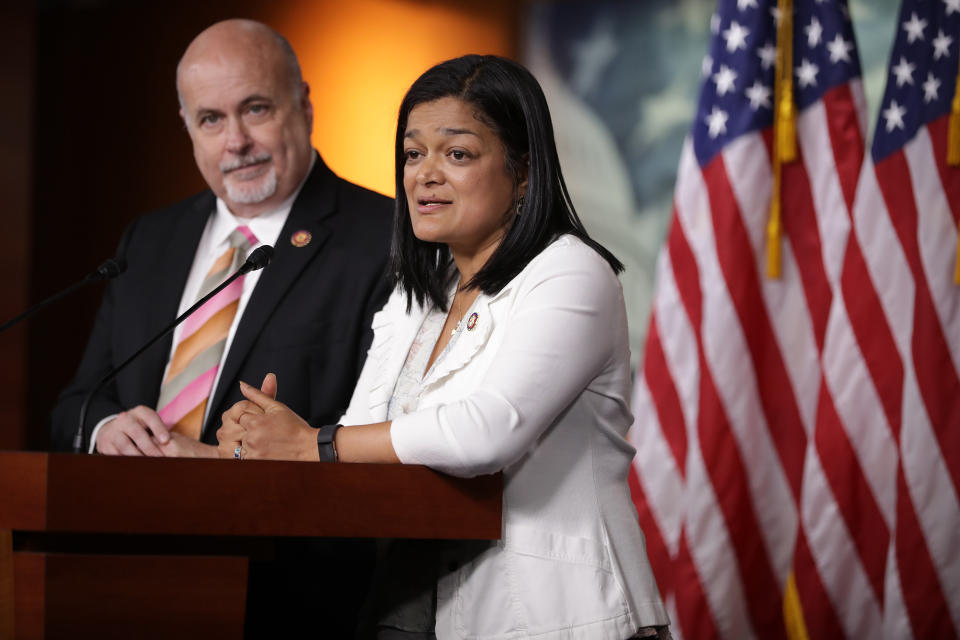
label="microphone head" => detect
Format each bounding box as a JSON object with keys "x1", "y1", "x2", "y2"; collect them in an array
[
  {"x1": 93, "y1": 257, "x2": 127, "y2": 280},
  {"x1": 241, "y1": 245, "x2": 274, "y2": 274}
]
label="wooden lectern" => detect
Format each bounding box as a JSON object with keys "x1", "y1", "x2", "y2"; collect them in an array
[{"x1": 0, "y1": 452, "x2": 502, "y2": 639}]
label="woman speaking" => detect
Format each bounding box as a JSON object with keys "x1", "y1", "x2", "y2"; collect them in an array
[{"x1": 219, "y1": 54, "x2": 671, "y2": 640}]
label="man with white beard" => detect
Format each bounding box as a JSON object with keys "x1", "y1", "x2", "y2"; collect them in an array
[
  {"x1": 49, "y1": 19, "x2": 392, "y2": 636},
  {"x1": 51, "y1": 19, "x2": 392, "y2": 461}
]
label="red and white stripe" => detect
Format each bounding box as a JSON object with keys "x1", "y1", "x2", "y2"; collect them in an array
[
  {"x1": 625, "y1": 70, "x2": 958, "y2": 639},
  {"x1": 855, "y1": 113, "x2": 960, "y2": 639}
]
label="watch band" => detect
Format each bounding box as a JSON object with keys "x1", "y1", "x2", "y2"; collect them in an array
[{"x1": 316, "y1": 423, "x2": 343, "y2": 462}]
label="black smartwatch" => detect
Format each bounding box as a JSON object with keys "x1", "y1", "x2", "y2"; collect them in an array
[{"x1": 316, "y1": 423, "x2": 343, "y2": 462}]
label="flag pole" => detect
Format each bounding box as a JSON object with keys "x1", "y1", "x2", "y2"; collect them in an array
[{"x1": 771, "y1": 1, "x2": 811, "y2": 638}]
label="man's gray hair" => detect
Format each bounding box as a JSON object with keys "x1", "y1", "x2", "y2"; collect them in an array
[{"x1": 177, "y1": 25, "x2": 304, "y2": 114}]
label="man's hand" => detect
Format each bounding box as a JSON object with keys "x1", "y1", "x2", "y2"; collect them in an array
[
  {"x1": 95, "y1": 405, "x2": 170, "y2": 456},
  {"x1": 158, "y1": 432, "x2": 219, "y2": 458}
]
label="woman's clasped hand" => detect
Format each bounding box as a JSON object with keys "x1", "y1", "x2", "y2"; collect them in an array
[{"x1": 217, "y1": 373, "x2": 317, "y2": 462}]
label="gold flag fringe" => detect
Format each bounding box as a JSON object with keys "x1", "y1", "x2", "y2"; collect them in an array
[
  {"x1": 950, "y1": 56, "x2": 960, "y2": 283},
  {"x1": 783, "y1": 573, "x2": 811, "y2": 640},
  {"x1": 768, "y1": 0, "x2": 796, "y2": 279},
  {"x1": 947, "y1": 56, "x2": 960, "y2": 166}
]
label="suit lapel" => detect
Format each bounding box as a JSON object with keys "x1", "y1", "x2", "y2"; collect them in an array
[
  {"x1": 132, "y1": 194, "x2": 213, "y2": 406},
  {"x1": 205, "y1": 158, "x2": 338, "y2": 432}
]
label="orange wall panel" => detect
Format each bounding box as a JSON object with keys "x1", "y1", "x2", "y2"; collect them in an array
[{"x1": 275, "y1": 0, "x2": 518, "y2": 196}]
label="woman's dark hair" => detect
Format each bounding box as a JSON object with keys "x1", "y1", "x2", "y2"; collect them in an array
[{"x1": 390, "y1": 54, "x2": 623, "y2": 311}]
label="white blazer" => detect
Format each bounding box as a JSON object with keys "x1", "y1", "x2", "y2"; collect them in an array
[{"x1": 341, "y1": 235, "x2": 669, "y2": 639}]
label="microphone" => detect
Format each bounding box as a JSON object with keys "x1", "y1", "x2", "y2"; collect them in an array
[
  {"x1": 94, "y1": 258, "x2": 127, "y2": 280},
  {"x1": 240, "y1": 245, "x2": 273, "y2": 273},
  {"x1": 71, "y1": 245, "x2": 274, "y2": 453},
  {"x1": 0, "y1": 257, "x2": 127, "y2": 335}
]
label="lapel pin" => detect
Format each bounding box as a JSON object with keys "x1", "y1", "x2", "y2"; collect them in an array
[
  {"x1": 290, "y1": 230, "x2": 312, "y2": 247},
  {"x1": 466, "y1": 312, "x2": 479, "y2": 331}
]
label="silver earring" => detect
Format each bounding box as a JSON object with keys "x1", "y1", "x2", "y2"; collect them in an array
[{"x1": 516, "y1": 195, "x2": 525, "y2": 217}]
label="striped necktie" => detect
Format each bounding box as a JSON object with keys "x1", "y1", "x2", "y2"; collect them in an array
[{"x1": 157, "y1": 225, "x2": 258, "y2": 439}]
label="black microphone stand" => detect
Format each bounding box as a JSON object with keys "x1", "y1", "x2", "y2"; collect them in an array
[
  {"x1": 72, "y1": 247, "x2": 273, "y2": 453},
  {"x1": 0, "y1": 258, "x2": 126, "y2": 335}
]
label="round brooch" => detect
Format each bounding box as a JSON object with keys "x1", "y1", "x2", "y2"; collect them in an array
[
  {"x1": 290, "y1": 230, "x2": 312, "y2": 247},
  {"x1": 466, "y1": 312, "x2": 479, "y2": 331}
]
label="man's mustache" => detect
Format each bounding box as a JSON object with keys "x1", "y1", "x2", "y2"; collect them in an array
[{"x1": 221, "y1": 153, "x2": 272, "y2": 174}]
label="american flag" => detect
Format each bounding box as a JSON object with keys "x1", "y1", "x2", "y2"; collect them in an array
[
  {"x1": 839, "y1": 0, "x2": 960, "y2": 637},
  {"x1": 628, "y1": 0, "x2": 958, "y2": 637}
]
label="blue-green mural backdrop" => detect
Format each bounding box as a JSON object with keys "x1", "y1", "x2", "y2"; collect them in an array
[{"x1": 524, "y1": 0, "x2": 901, "y2": 362}]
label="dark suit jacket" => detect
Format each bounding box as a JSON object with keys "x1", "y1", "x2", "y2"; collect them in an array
[{"x1": 50, "y1": 154, "x2": 394, "y2": 450}]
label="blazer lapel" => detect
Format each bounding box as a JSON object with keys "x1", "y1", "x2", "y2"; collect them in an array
[
  {"x1": 365, "y1": 302, "x2": 429, "y2": 420},
  {"x1": 420, "y1": 279, "x2": 517, "y2": 394},
  {"x1": 131, "y1": 194, "x2": 213, "y2": 406},
  {"x1": 205, "y1": 158, "x2": 337, "y2": 431},
  {"x1": 421, "y1": 294, "x2": 496, "y2": 391}
]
